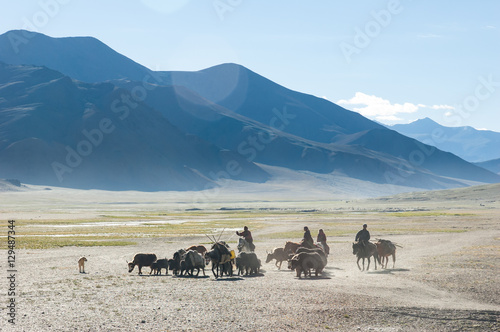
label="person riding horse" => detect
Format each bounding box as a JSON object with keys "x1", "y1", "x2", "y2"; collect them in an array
[
  {"x1": 317, "y1": 229, "x2": 330, "y2": 255},
  {"x1": 236, "y1": 226, "x2": 255, "y2": 251},
  {"x1": 302, "y1": 226, "x2": 314, "y2": 248},
  {"x1": 355, "y1": 224, "x2": 370, "y2": 248}
]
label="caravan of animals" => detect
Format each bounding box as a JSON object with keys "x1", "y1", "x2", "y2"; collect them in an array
[{"x1": 110, "y1": 225, "x2": 400, "y2": 279}]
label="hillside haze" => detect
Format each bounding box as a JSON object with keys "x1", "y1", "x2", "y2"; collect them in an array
[
  {"x1": 0, "y1": 30, "x2": 499, "y2": 194},
  {"x1": 0, "y1": 30, "x2": 153, "y2": 83},
  {"x1": 0, "y1": 62, "x2": 268, "y2": 190},
  {"x1": 391, "y1": 118, "x2": 500, "y2": 163}
]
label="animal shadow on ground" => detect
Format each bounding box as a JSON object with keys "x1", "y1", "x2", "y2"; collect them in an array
[
  {"x1": 175, "y1": 275, "x2": 209, "y2": 279},
  {"x1": 297, "y1": 275, "x2": 332, "y2": 280},
  {"x1": 240, "y1": 272, "x2": 265, "y2": 278},
  {"x1": 367, "y1": 268, "x2": 410, "y2": 275},
  {"x1": 324, "y1": 265, "x2": 343, "y2": 271},
  {"x1": 213, "y1": 277, "x2": 244, "y2": 282},
  {"x1": 297, "y1": 270, "x2": 332, "y2": 280}
]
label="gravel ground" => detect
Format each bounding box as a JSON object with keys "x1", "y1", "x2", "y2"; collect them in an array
[
  {"x1": 1, "y1": 185, "x2": 499, "y2": 331},
  {"x1": 2, "y1": 224, "x2": 499, "y2": 332}
]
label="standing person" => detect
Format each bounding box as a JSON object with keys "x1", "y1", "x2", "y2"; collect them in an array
[
  {"x1": 236, "y1": 226, "x2": 255, "y2": 251},
  {"x1": 302, "y1": 226, "x2": 314, "y2": 248},
  {"x1": 355, "y1": 224, "x2": 370, "y2": 246},
  {"x1": 317, "y1": 229, "x2": 330, "y2": 255}
]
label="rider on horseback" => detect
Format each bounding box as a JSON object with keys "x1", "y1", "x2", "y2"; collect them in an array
[
  {"x1": 236, "y1": 226, "x2": 255, "y2": 251},
  {"x1": 355, "y1": 224, "x2": 370, "y2": 247},
  {"x1": 302, "y1": 226, "x2": 314, "y2": 248},
  {"x1": 317, "y1": 229, "x2": 330, "y2": 255}
]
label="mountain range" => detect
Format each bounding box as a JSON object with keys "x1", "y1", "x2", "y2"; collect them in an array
[
  {"x1": 0, "y1": 30, "x2": 499, "y2": 193},
  {"x1": 390, "y1": 117, "x2": 500, "y2": 163}
]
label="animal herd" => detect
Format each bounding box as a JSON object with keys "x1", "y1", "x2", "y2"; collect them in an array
[
  {"x1": 125, "y1": 238, "x2": 400, "y2": 279},
  {"x1": 127, "y1": 241, "x2": 263, "y2": 279}
]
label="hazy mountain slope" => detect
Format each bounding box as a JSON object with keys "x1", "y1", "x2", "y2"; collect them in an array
[
  {"x1": 0, "y1": 62, "x2": 268, "y2": 190},
  {"x1": 0, "y1": 30, "x2": 153, "y2": 83},
  {"x1": 159, "y1": 63, "x2": 383, "y2": 143},
  {"x1": 1, "y1": 30, "x2": 498, "y2": 191},
  {"x1": 335, "y1": 128, "x2": 500, "y2": 184},
  {"x1": 157, "y1": 64, "x2": 500, "y2": 184},
  {"x1": 0, "y1": 179, "x2": 28, "y2": 192},
  {"x1": 475, "y1": 158, "x2": 500, "y2": 175},
  {"x1": 113, "y1": 80, "x2": 483, "y2": 189},
  {"x1": 391, "y1": 118, "x2": 500, "y2": 162}
]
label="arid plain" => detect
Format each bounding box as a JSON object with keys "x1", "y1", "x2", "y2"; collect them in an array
[{"x1": 1, "y1": 183, "x2": 499, "y2": 331}]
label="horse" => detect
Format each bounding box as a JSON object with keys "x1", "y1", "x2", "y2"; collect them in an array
[
  {"x1": 375, "y1": 239, "x2": 397, "y2": 269},
  {"x1": 185, "y1": 245, "x2": 207, "y2": 257},
  {"x1": 317, "y1": 241, "x2": 330, "y2": 255},
  {"x1": 237, "y1": 238, "x2": 254, "y2": 252},
  {"x1": 206, "y1": 242, "x2": 233, "y2": 278},
  {"x1": 285, "y1": 240, "x2": 323, "y2": 255},
  {"x1": 352, "y1": 241, "x2": 378, "y2": 271},
  {"x1": 284, "y1": 241, "x2": 301, "y2": 254}
]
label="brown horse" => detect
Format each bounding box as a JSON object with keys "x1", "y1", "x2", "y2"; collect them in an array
[
  {"x1": 375, "y1": 239, "x2": 397, "y2": 269},
  {"x1": 284, "y1": 240, "x2": 323, "y2": 256},
  {"x1": 352, "y1": 241, "x2": 378, "y2": 271},
  {"x1": 284, "y1": 241, "x2": 301, "y2": 254},
  {"x1": 186, "y1": 245, "x2": 207, "y2": 256}
]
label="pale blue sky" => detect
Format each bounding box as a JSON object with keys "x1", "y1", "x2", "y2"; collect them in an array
[{"x1": 1, "y1": 1, "x2": 499, "y2": 131}]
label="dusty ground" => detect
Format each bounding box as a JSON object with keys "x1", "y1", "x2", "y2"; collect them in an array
[{"x1": 0, "y1": 184, "x2": 499, "y2": 331}]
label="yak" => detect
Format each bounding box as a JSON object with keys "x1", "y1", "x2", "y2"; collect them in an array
[
  {"x1": 150, "y1": 258, "x2": 169, "y2": 275},
  {"x1": 265, "y1": 247, "x2": 289, "y2": 270},
  {"x1": 296, "y1": 247, "x2": 328, "y2": 266},
  {"x1": 236, "y1": 252, "x2": 261, "y2": 276},
  {"x1": 180, "y1": 250, "x2": 206, "y2": 277},
  {"x1": 289, "y1": 252, "x2": 325, "y2": 278},
  {"x1": 128, "y1": 253, "x2": 157, "y2": 275},
  {"x1": 169, "y1": 249, "x2": 186, "y2": 276}
]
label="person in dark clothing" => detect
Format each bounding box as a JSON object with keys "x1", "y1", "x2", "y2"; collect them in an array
[
  {"x1": 302, "y1": 226, "x2": 314, "y2": 248},
  {"x1": 355, "y1": 224, "x2": 370, "y2": 246},
  {"x1": 316, "y1": 229, "x2": 330, "y2": 255},
  {"x1": 236, "y1": 226, "x2": 255, "y2": 251}
]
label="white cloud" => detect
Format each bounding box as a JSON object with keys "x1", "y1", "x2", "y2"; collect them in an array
[
  {"x1": 337, "y1": 92, "x2": 419, "y2": 117},
  {"x1": 376, "y1": 115, "x2": 403, "y2": 121},
  {"x1": 337, "y1": 92, "x2": 455, "y2": 120},
  {"x1": 429, "y1": 104, "x2": 455, "y2": 110}
]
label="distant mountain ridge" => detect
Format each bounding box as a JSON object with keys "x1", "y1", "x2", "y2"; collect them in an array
[
  {"x1": 475, "y1": 158, "x2": 500, "y2": 175},
  {"x1": 0, "y1": 62, "x2": 268, "y2": 190},
  {"x1": 391, "y1": 118, "x2": 500, "y2": 163},
  {"x1": 0, "y1": 30, "x2": 499, "y2": 193},
  {"x1": 0, "y1": 30, "x2": 153, "y2": 83}
]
